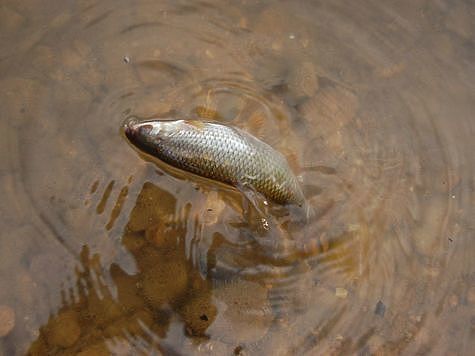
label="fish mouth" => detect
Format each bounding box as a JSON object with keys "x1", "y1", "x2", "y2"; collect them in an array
[
  {"x1": 123, "y1": 117, "x2": 140, "y2": 139},
  {"x1": 123, "y1": 117, "x2": 155, "y2": 141},
  {"x1": 123, "y1": 117, "x2": 156, "y2": 150}
]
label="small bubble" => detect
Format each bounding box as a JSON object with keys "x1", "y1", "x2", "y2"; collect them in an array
[
  {"x1": 335, "y1": 287, "x2": 348, "y2": 298},
  {"x1": 261, "y1": 218, "x2": 269, "y2": 230},
  {"x1": 289, "y1": 34, "x2": 296, "y2": 40}
]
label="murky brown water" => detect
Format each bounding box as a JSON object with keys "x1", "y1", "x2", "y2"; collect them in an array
[{"x1": 1, "y1": 0, "x2": 474, "y2": 354}]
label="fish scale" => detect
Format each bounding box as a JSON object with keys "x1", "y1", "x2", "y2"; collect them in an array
[{"x1": 124, "y1": 119, "x2": 305, "y2": 206}]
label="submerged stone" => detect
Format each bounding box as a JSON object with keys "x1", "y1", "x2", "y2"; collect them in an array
[{"x1": 45, "y1": 309, "x2": 81, "y2": 348}]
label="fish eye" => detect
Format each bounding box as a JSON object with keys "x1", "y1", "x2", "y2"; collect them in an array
[{"x1": 138, "y1": 124, "x2": 153, "y2": 135}]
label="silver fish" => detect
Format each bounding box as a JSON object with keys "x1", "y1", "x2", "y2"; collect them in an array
[{"x1": 124, "y1": 118, "x2": 305, "y2": 206}]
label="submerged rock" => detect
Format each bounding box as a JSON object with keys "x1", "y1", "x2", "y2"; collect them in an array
[
  {"x1": 179, "y1": 290, "x2": 217, "y2": 337},
  {"x1": 76, "y1": 342, "x2": 110, "y2": 356},
  {"x1": 84, "y1": 292, "x2": 123, "y2": 328},
  {"x1": 45, "y1": 309, "x2": 81, "y2": 348},
  {"x1": 139, "y1": 248, "x2": 189, "y2": 308},
  {"x1": 126, "y1": 182, "x2": 176, "y2": 232},
  {"x1": 103, "y1": 308, "x2": 154, "y2": 338},
  {"x1": 110, "y1": 264, "x2": 144, "y2": 312}
]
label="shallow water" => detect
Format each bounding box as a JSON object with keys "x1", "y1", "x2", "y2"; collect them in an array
[{"x1": 0, "y1": 0, "x2": 474, "y2": 354}]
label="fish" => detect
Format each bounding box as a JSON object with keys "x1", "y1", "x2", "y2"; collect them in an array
[{"x1": 124, "y1": 118, "x2": 305, "y2": 206}]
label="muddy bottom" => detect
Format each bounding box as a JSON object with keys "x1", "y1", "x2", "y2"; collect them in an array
[{"x1": 0, "y1": 0, "x2": 474, "y2": 355}]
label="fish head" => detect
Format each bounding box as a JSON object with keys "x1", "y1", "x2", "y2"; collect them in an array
[{"x1": 124, "y1": 118, "x2": 178, "y2": 150}]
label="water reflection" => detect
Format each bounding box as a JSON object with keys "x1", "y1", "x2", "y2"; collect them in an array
[{"x1": 27, "y1": 182, "x2": 278, "y2": 354}]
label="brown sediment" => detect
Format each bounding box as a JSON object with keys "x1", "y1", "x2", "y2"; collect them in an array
[
  {"x1": 121, "y1": 230, "x2": 147, "y2": 253},
  {"x1": 210, "y1": 279, "x2": 273, "y2": 343},
  {"x1": 84, "y1": 292, "x2": 123, "y2": 327},
  {"x1": 44, "y1": 309, "x2": 81, "y2": 348},
  {"x1": 0, "y1": 305, "x2": 15, "y2": 337},
  {"x1": 95, "y1": 181, "x2": 115, "y2": 215},
  {"x1": 178, "y1": 286, "x2": 217, "y2": 336},
  {"x1": 139, "y1": 248, "x2": 189, "y2": 308},
  {"x1": 298, "y1": 85, "x2": 359, "y2": 136},
  {"x1": 287, "y1": 61, "x2": 319, "y2": 98},
  {"x1": 126, "y1": 182, "x2": 177, "y2": 232},
  {"x1": 102, "y1": 308, "x2": 154, "y2": 338},
  {"x1": 109, "y1": 264, "x2": 143, "y2": 312},
  {"x1": 105, "y1": 184, "x2": 129, "y2": 230},
  {"x1": 3, "y1": 1, "x2": 475, "y2": 355},
  {"x1": 76, "y1": 342, "x2": 110, "y2": 356}
]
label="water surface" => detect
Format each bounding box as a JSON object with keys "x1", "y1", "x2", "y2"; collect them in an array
[{"x1": 0, "y1": 0, "x2": 474, "y2": 354}]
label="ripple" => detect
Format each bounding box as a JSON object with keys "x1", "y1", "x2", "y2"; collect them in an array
[{"x1": 1, "y1": 0, "x2": 474, "y2": 354}]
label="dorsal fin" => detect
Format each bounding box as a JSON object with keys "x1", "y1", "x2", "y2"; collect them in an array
[{"x1": 185, "y1": 120, "x2": 207, "y2": 132}]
